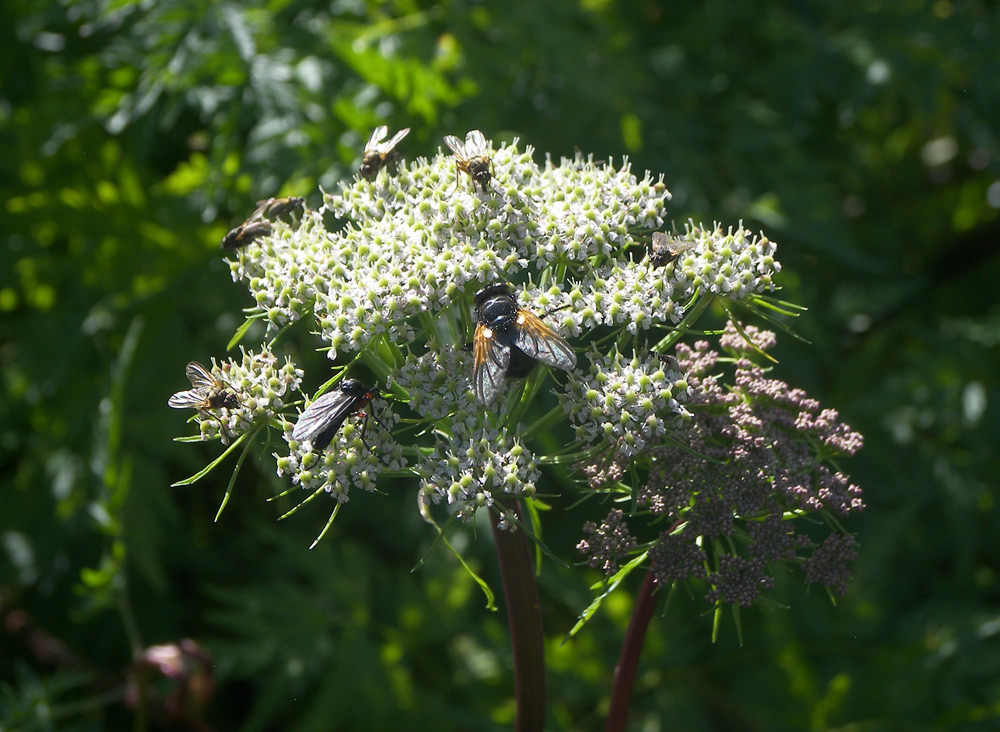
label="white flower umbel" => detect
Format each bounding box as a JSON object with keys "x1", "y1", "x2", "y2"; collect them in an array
[
  {"x1": 563, "y1": 347, "x2": 692, "y2": 458},
  {"x1": 275, "y1": 403, "x2": 404, "y2": 503},
  {"x1": 203, "y1": 132, "x2": 783, "y2": 531},
  {"x1": 417, "y1": 429, "x2": 542, "y2": 523},
  {"x1": 179, "y1": 348, "x2": 303, "y2": 445},
  {"x1": 394, "y1": 346, "x2": 479, "y2": 438},
  {"x1": 394, "y1": 346, "x2": 541, "y2": 521},
  {"x1": 665, "y1": 220, "x2": 780, "y2": 301}
]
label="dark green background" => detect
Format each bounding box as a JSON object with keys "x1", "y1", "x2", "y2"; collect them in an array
[{"x1": 2, "y1": 0, "x2": 998, "y2": 730}]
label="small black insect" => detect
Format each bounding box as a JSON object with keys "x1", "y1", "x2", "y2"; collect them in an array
[
  {"x1": 472, "y1": 283, "x2": 577, "y2": 404},
  {"x1": 649, "y1": 351, "x2": 679, "y2": 369},
  {"x1": 168, "y1": 361, "x2": 240, "y2": 412},
  {"x1": 252, "y1": 196, "x2": 306, "y2": 221},
  {"x1": 649, "y1": 231, "x2": 696, "y2": 268},
  {"x1": 221, "y1": 220, "x2": 273, "y2": 252},
  {"x1": 444, "y1": 130, "x2": 495, "y2": 193},
  {"x1": 291, "y1": 379, "x2": 379, "y2": 452},
  {"x1": 359, "y1": 126, "x2": 411, "y2": 180},
  {"x1": 221, "y1": 196, "x2": 306, "y2": 252}
]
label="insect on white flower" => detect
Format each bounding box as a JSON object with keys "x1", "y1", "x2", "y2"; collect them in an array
[
  {"x1": 359, "y1": 125, "x2": 411, "y2": 180},
  {"x1": 444, "y1": 129, "x2": 495, "y2": 193}
]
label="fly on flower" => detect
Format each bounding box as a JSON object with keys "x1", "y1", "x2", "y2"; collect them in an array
[
  {"x1": 444, "y1": 130, "x2": 495, "y2": 193},
  {"x1": 168, "y1": 361, "x2": 240, "y2": 412},
  {"x1": 359, "y1": 126, "x2": 411, "y2": 180},
  {"x1": 292, "y1": 378, "x2": 379, "y2": 452},
  {"x1": 646, "y1": 350, "x2": 679, "y2": 372},
  {"x1": 222, "y1": 196, "x2": 307, "y2": 251},
  {"x1": 221, "y1": 220, "x2": 272, "y2": 252},
  {"x1": 252, "y1": 196, "x2": 306, "y2": 221},
  {"x1": 472, "y1": 283, "x2": 577, "y2": 404},
  {"x1": 649, "y1": 231, "x2": 696, "y2": 268}
]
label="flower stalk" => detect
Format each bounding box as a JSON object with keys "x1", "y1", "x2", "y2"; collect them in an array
[
  {"x1": 605, "y1": 569, "x2": 658, "y2": 732},
  {"x1": 491, "y1": 497, "x2": 547, "y2": 732}
]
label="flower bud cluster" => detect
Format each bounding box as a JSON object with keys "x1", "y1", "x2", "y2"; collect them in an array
[
  {"x1": 193, "y1": 348, "x2": 303, "y2": 444},
  {"x1": 577, "y1": 322, "x2": 865, "y2": 607},
  {"x1": 577, "y1": 509, "x2": 637, "y2": 574},
  {"x1": 562, "y1": 347, "x2": 691, "y2": 457}
]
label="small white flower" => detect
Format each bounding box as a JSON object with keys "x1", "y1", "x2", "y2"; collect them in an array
[
  {"x1": 564, "y1": 347, "x2": 692, "y2": 458},
  {"x1": 418, "y1": 430, "x2": 541, "y2": 522},
  {"x1": 666, "y1": 221, "x2": 779, "y2": 302}
]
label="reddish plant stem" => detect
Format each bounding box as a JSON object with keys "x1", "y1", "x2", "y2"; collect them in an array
[
  {"x1": 490, "y1": 497, "x2": 547, "y2": 732},
  {"x1": 605, "y1": 569, "x2": 658, "y2": 732}
]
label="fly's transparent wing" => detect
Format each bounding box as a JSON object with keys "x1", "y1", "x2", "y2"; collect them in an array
[
  {"x1": 292, "y1": 390, "x2": 354, "y2": 443},
  {"x1": 513, "y1": 310, "x2": 577, "y2": 372},
  {"x1": 378, "y1": 127, "x2": 410, "y2": 155},
  {"x1": 184, "y1": 361, "x2": 218, "y2": 391},
  {"x1": 443, "y1": 134, "x2": 467, "y2": 159},
  {"x1": 264, "y1": 197, "x2": 305, "y2": 218},
  {"x1": 168, "y1": 389, "x2": 206, "y2": 409},
  {"x1": 365, "y1": 125, "x2": 388, "y2": 153},
  {"x1": 463, "y1": 129, "x2": 489, "y2": 157},
  {"x1": 248, "y1": 197, "x2": 275, "y2": 222},
  {"x1": 473, "y1": 324, "x2": 512, "y2": 404}
]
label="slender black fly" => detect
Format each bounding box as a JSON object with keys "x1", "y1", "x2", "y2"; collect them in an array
[
  {"x1": 168, "y1": 361, "x2": 240, "y2": 412},
  {"x1": 359, "y1": 126, "x2": 410, "y2": 180},
  {"x1": 291, "y1": 379, "x2": 379, "y2": 452},
  {"x1": 472, "y1": 283, "x2": 577, "y2": 404}
]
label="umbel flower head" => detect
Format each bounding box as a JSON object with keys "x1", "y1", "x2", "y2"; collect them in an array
[
  {"x1": 168, "y1": 127, "x2": 860, "y2": 610},
  {"x1": 576, "y1": 322, "x2": 865, "y2": 607}
]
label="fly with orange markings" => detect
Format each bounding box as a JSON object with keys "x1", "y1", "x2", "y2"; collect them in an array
[{"x1": 471, "y1": 283, "x2": 576, "y2": 404}]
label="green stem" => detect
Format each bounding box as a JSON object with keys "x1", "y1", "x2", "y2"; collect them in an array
[
  {"x1": 651, "y1": 292, "x2": 712, "y2": 352},
  {"x1": 605, "y1": 569, "x2": 658, "y2": 732},
  {"x1": 519, "y1": 404, "x2": 567, "y2": 441},
  {"x1": 490, "y1": 497, "x2": 547, "y2": 732}
]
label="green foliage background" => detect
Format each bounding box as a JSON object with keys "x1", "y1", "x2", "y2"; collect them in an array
[{"x1": 2, "y1": 0, "x2": 999, "y2": 729}]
